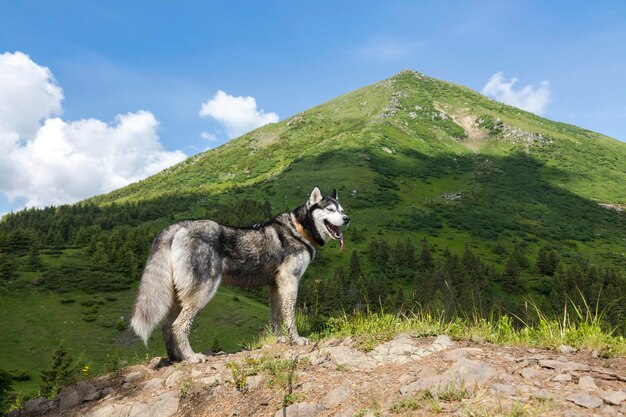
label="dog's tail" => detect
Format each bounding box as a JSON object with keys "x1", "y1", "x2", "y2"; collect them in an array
[{"x1": 130, "y1": 226, "x2": 179, "y2": 346}]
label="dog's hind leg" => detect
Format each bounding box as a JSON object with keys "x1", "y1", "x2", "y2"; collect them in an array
[
  {"x1": 162, "y1": 299, "x2": 183, "y2": 362},
  {"x1": 170, "y1": 229, "x2": 221, "y2": 363},
  {"x1": 171, "y1": 304, "x2": 207, "y2": 363}
]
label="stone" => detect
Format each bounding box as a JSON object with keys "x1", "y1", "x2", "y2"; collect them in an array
[
  {"x1": 539, "y1": 359, "x2": 590, "y2": 372},
  {"x1": 431, "y1": 335, "x2": 454, "y2": 351},
  {"x1": 165, "y1": 370, "x2": 184, "y2": 387},
  {"x1": 600, "y1": 390, "x2": 626, "y2": 406},
  {"x1": 21, "y1": 397, "x2": 55, "y2": 415},
  {"x1": 600, "y1": 405, "x2": 618, "y2": 416},
  {"x1": 246, "y1": 375, "x2": 264, "y2": 390},
  {"x1": 557, "y1": 344, "x2": 577, "y2": 354},
  {"x1": 128, "y1": 402, "x2": 150, "y2": 417},
  {"x1": 190, "y1": 369, "x2": 203, "y2": 378},
  {"x1": 400, "y1": 359, "x2": 495, "y2": 395},
  {"x1": 148, "y1": 391, "x2": 180, "y2": 417},
  {"x1": 321, "y1": 386, "x2": 350, "y2": 409},
  {"x1": 443, "y1": 348, "x2": 483, "y2": 362},
  {"x1": 84, "y1": 389, "x2": 104, "y2": 402},
  {"x1": 88, "y1": 403, "x2": 132, "y2": 417},
  {"x1": 578, "y1": 375, "x2": 597, "y2": 391},
  {"x1": 124, "y1": 371, "x2": 142, "y2": 384},
  {"x1": 201, "y1": 374, "x2": 222, "y2": 386},
  {"x1": 274, "y1": 402, "x2": 322, "y2": 417},
  {"x1": 553, "y1": 373, "x2": 573, "y2": 383},
  {"x1": 143, "y1": 377, "x2": 164, "y2": 390},
  {"x1": 58, "y1": 380, "x2": 97, "y2": 410},
  {"x1": 567, "y1": 392, "x2": 603, "y2": 409},
  {"x1": 520, "y1": 367, "x2": 541, "y2": 379},
  {"x1": 310, "y1": 346, "x2": 373, "y2": 370},
  {"x1": 532, "y1": 389, "x2": 553, "y2": 400}
]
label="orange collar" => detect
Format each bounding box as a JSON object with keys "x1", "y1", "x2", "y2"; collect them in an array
[{"x1": 292, "y1": 218, "x2": 319, "y2": 247}]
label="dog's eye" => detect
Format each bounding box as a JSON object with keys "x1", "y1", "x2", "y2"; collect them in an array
[{"x1": 327, "y1": 207, "x2": 336, "y2": 212}]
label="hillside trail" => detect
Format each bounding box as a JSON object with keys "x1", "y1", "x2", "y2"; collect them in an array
[
  {"x1": 433, "y1": 103, "x2": 488, "y2": 152},
  {"x1": 11, "y1": 334, "x2": 626, "y2": 417}
]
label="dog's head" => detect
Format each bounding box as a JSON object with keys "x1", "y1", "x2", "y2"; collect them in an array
[{"x1": 306, "y1": 186, "x2": 350, "y2": 251}]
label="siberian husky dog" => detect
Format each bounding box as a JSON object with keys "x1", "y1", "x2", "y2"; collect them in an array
[{"x1": 131, "y1": 187, "x2": 349, "y2": 363}]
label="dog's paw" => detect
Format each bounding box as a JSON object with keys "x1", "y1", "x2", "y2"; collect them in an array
[
  {"x1": 276, "y1": 336, "x2": 289, "y2": 344},
  {"x1": 185, "y1": 352, "x2": 208, "y2": 364},
  {"x1": 292, "y1": 336, "x2": 310, "y2": 346}
]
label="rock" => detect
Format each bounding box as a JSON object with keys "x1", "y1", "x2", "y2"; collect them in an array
[
  {"x1": 143, "y1": 377, "x2": 164, "y2": 390},
  {"x1": 128, "y1": 402, "x2": 150, "y2": 417},
  {"x1": 58, "y1": 380, "x2": 97, "y2": 410},
  {"x1": 165, "y1": 370, "x2": 184, "y2": 387},
  {"x1": 87, "y1": 403, "x2": 132, "y2": 417},
  {"x1": 124, "y1": 370, "x2": 142, "y2": 384},
  {"x1": 599, "y1": 405, "x2": 619, "y2": 416},
  {"x1": 200, "y1": 374, "x2": 223, "y2": 386},
  {"x1": 20, "y1": 397, "x2": 55, "y2": 415},
  {"x1": 557, "y1": 344, "x2": 577, "y2": 354},
  {"x1": 148, "y1": 356, "x2": 163, "y2": 368},
  {"x1": 431, "y1": 335, "x2": 454, "y2": 351},
  {"x1": 578, "y1": 375, "x2": 597, "y2": 391},
  {"x1": 83, "y1": 389, "x2": 104, "y2": 402},
  {"x1": 401, "y1": 359, "x2": 495, "y2": 395},
  {"x1": 600, "y1": 390, "x2": 626, "y2": 405},
  {"x1": 553, "y1": 373, "x2": 573, "y2": 383},
  {"x1": 520, "y1": 367, "x2": 541, "y2": 379},
  {"x1": 274, "y1": 402, "x2": 322, "y2": 417},
  {"x1": 567, "y1": 392, "x2": 603, "y2": 409},
  {"x1": 531, "y1": 389, "x2": 553, "y2": 400},
  {"x1": 246, "y1": 375, "x2": 264, "y2": 390},
  {"x1": 443, "y1": 348, "x2": 483, "y2": 362},
  {"x1": 148, "y1": 391, "x2": 180, "y2": 417},
  {"x1": 539, "y1": 359, "x2": 590, "y2": 372},
  {"x1": 321, "y1": 386, "x2": 350, "y2": 409},
  {"x1": 490, "y1": 383, "x2": 517, "y2": 395},
  {"x1": 307, "y1": 346, "x2": 373, "y2": 370},
  {"x1": 190, "y1": 368, "x2": 203, "y2": 378}
]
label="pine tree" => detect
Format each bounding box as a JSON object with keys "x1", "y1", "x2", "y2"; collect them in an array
[
  {"x1": 417, "y1": 238, "x2": 434, "y2": 272},
  {"x1": 349, "y1": 250, "x2": 362, "y2": 279},
  {"x1": 502, "y1": 253, "x2": 524, "y2": 293},
  {"x1": 40, "y1": 346, "x2": 79, "y2": 398}
]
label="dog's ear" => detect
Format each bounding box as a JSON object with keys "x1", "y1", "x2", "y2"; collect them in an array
[
  {"x1": 330, "y1": 188, "x2": 338, "y2": 200},
  {"x1": 308, "y1": 186, "x2": 323, "y2": 207}
]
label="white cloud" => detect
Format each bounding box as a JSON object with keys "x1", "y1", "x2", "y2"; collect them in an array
[
  {"x1": 199, "y1": 90, "x2": 279, "y2": 139},
  {"x1": 481, "y1": 72, "x2": 550, "y2": 115},
  {"x1": 0, "y1": 51, "x2": 186, "y2": 209},
  {"x1": 0, "y1": 51, "x2": 64, "y2": 139}
]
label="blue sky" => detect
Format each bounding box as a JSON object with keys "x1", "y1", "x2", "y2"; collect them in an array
[{"x1": 1, "y1": 1, "x2": 625, "y2": 214}]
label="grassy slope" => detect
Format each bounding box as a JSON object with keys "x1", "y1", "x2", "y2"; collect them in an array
[{"x1": 0, "y1": 286, "x2": 268, "y2": 395}]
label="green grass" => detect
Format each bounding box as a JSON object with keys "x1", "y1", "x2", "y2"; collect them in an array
[
  {"x1": 306, "y1": 305, "x2": 626, "y2": 356},
  {"x1": 0, "y1": 286, "x2": 268, "y2": 396}
]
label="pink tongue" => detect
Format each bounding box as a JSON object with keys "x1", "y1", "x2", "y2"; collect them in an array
[{"x1": 340, "y1": 236, "x2": 344, "y2": 252}]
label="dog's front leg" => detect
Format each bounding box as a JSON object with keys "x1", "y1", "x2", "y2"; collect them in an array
[{"x1": 276, "y1": 274, "x2": 309, "y2": 346}]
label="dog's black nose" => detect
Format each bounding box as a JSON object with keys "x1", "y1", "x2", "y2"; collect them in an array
[{"x1": 343, "y1": 215, "x2": 350, "y2": 225}]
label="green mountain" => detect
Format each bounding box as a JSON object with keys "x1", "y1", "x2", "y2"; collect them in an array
[{"x1": 2, "y1": 70, "x2": 626, "y2": 397}]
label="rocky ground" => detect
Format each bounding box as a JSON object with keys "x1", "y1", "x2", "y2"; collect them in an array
[{"x1": 11, "y1": 334, "x2": 626, "y2": 417}]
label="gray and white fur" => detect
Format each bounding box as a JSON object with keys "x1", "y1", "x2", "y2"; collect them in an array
[{"x1": 130, "y1": 187, "x2": 349, "y2": 363}]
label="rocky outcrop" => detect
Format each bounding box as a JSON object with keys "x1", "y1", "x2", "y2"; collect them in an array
[{"x1": 10, "y1": 335, "x2": 626, "y2": 417}]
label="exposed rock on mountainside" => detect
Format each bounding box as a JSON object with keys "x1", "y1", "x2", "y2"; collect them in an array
[{"x1": 12, "y1": 335, "x2": 626, "y2": 417}]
